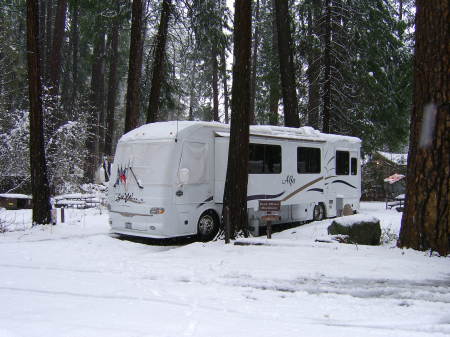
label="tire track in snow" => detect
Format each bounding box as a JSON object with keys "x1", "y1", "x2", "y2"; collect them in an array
[
  {"x1": 222, "y1": 275, "x2": 450, "y2": 304},
  {"x1": 2, "y1": 262, "x2": 450, "y2": 305}
]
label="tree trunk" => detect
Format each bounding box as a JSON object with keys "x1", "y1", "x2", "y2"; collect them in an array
[
  {"x1": 70, "y1": 0, "x2": 79, "y2": 107},
  {"x1": 398, "y1": 0, "x2": 449, "y2": 256},
  {"x1": 48, "y1": 0, "x2": 67, "y2": 96},
  {"x1": 105, "y1": 6, "x2": 120, "y2": 157},
  {"x1": 249, "y1": 0, "x2": 260, "y2": 125},
  {"x1": 223, "y1": 0, "x2": 252, "y2": 240},
  {"x1": 96, "y1": 31, "x2": 106, "y2": 159},
  {"x1": 220, "y1": 47, "x2": 229, "y2": 124},
  {"x1": 274, "y1": 0, "x2": 299, "y2": 128},
  {"x1": 146, "y1": 0, "x2": 172, "y2": 124},
  {"x1": 124, "y1": 0, "x2": 144, "y2": 133},
  {"x1": 188, "y1": 62, "x2": 196, "y2": 121},
  {"x1": 85, "y1": 27, "x2": 105, "y2": 181},
  {"x1": 268, "y1": 0, "x2": 280, "y2": 126},
  {"x1": 26, "y1": 0, "x2": 52, "y2": 225},
  {"x1": 306, "y1": 0, "x2": 321, "y2": 129},
  {"x1": 44, "y1": 0, "x2": 53, "y2": 83},
  {"x1": 38, "y1": 0, "x2": 46, "y2": 73},
  {"x1": 322, "y1": 0, "x2": 331, "y2": 133},
  {"x1": 212, "y1": 45, "x2": 219, "y2": 122}
]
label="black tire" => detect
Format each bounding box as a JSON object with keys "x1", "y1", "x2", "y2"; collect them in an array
[
  {"x1": 313, "y1": 203, "x2": 325, "y2": 221},
  {"x1": 197, "y1": 211, "x2": 219, "y2": 242}
]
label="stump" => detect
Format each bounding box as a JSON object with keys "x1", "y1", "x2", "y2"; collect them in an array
[{"x1": 342, "y1": 204, "x2": 354, "y2": 216}]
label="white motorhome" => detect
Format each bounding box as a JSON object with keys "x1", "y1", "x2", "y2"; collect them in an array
[{"x1": 108, "y1": 121, "x2": 361, "y2": 240}]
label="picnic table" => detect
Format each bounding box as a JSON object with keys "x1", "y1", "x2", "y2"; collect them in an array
[
  {"x1": 54, "y1": 193, "x2": 101, "y2": 209},
  {"x1": 386, "y1": 194, "x2": 405, "y2": 211}
]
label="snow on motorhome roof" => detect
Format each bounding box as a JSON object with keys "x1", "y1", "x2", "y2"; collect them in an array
[
  {"x1": 119, "y1": 121, "x2": 227, "y2": 142},
  {"x1": 249, "y1": 125, "x2": 360, "y2": 143},
  {"x1": 119, "y1": 121, "x2": 361, "y2": 143}
]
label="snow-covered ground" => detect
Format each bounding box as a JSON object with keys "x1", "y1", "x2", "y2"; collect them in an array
[{"x1": 0, "y1": 203, "x2": 449, "y2": 337}]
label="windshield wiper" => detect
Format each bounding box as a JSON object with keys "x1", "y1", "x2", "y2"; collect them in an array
[{"x1": 129, "y1": 167, "x2": 144, "y2": 189}]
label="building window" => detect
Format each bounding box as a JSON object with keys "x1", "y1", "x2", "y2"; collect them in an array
[
  {"x1": 297, "y1": 147, "x2": 321, "y2": 174},
  {"x1": 336, "y1": 151, "x2": 349, "y2": 175},
  {"x1": 351, "y1": 157, "x2": 358, "y2": 175},
  {"x1": 249, "y1": 144, "x2": 281, "y2": 174}
]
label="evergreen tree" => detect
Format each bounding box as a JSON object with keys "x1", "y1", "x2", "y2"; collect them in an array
[
  {"x1": 274, "y1": 0, "x2": 299, "y2": 127},
  {"x1": 125, "y1": 0, "x2": 144, "y2": 133},
  {"x1": 398, "y1": 0, "x2": 449, "y2": 256},
  {"x1": 188, "y1": 0, "x2": 229, "y2": 122},
  {"x1": 223, "y1": 0, "x2": 252, "y2": 240},
  {"x1": 26, "y1": 0, "x2": 52, "y2": 225},
  {"x1": 146, "y1": 0, "x2": 172, "y2": 123}
]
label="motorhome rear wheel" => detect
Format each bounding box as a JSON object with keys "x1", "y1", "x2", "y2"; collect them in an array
[{"x1": 313, "y1": 203, "x2": 325, "y2": 221}]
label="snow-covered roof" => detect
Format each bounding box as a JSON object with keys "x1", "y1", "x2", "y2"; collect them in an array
[
  {"x1": 53, "y1": 193, "x2": 97, "y2": 200},
  {"x1": 119, "y1": 121, "x2": 361, "y2": 144},
  {"x1": 383, "y1": 173, "x2": 405, "y2": 184},
  {"x1": 0, "y1": 193, "x2": 31, "y2": 199},
  {"x1": 377, "y1": 151, "x2": 408, "y2": 165}
]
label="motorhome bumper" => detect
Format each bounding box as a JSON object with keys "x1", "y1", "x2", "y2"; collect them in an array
[{"x1": 110, "y1": 228, "x2": 172, "y2": 239}]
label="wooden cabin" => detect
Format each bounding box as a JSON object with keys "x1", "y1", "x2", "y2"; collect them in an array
[
  {"x1": 362, "y1": 151, "x2": 407, "y2": 201},
  {"x1": 0, "y1": 194, "x2": 32, "y2": 210}
]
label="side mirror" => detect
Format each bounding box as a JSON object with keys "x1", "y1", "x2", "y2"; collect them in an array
[
  {"x1": 96, "y1": 166, "x2": 106, "y2": 184},
  {"x1": 178, "y1": 168, "x2": 190, "y2": 185}
]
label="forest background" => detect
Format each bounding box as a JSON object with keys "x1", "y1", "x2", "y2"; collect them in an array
[{"x1": 0, "y1": 0, "x2": 414, "y2": 194}]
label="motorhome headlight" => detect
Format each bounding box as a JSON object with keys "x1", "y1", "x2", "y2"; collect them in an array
[{"x1": 150, "y1": 207, "x2": 165, "y2": 215}]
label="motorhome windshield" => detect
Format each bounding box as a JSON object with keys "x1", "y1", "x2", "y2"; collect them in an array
[{"x1": 113, "y1": 141, "x2": 176, "y2": 185}]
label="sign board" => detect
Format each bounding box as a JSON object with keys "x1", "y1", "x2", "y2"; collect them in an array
[
  {"x1": 261, "y1": 214, "x2": 281, "y2": 222},
  {"x1": 259, "y1": 200, "x2": 281, "y2": 212}
]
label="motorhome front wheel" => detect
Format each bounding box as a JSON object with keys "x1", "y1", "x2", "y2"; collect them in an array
[{"x1": 197, "y1": 211, "x2": 219, "y2": 242}]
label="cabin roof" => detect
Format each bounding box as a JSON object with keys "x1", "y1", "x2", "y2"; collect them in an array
[
  {"x1": 376, "y1": 151, "x2": 408, "y2": 166},
  {"x1": 0, "y1": 193, "x2": 32, "y2": 199},
  {"x1": 119, "y1": 121, "x2": 361, "y2": 144}
]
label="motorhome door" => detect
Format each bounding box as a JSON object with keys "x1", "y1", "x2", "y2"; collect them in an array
[{"x1": 175, "y1": 141, "x2": 211, "y2": 205}]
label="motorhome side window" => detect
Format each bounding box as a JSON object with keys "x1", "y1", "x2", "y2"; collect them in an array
[
  {"x1": 351, "y1": 157, "x2": 358, "y2": 175},
  {"x1": 297, "y1": 147, "x2": 321, "y2": 174},
  {"x1": 249, "y1": 143, "x2": 281, "y2": 174},
  {"x1": 336, "y1": 151, "x2": 349, "y2": 175}
]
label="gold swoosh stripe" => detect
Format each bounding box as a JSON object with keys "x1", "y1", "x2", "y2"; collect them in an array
[{"x1": 281, "y1": 176, "x2": 324, "y2": 202}]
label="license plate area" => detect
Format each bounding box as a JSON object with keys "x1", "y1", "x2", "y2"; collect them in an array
[{"x1": 125, "y1": 222, "x2": 132, "y2": 230}]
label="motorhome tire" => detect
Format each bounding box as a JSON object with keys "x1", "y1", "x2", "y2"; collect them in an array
[
  {"x1": 197, "y1": 211, "x2": 219, "y2": 242},
  {"x1": 313, "y1": 203, "x2": 325, "y2": 221}
]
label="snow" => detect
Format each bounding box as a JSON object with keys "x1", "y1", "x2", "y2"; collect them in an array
[
  {"x1": 0, "y1": 194, "x2": 31, "y2": 199},
  {"x1": 120, "y1": 121, "x2": 361, "y2": 145},
  {"x1": 419, "y1": 103, "x2": 438, "y2": 149},
  {"x1": 327, "y1": 213, "x2": 379, "y2": 227},
  {"x1": 384, "y1": 173, "x2": 406, "y2": 184},
  {"x1": 0, "y1": 203, "x2": 449, "y2": 337},
  {"x1": 53, "y1": 193, "x2": 97, "y2": 200},
  {"x1": 377, "y1": 151, "x2": 408, "y2": 165},
  {"x1": 119, "y1": 121, "x2": 228, "y2": 142}
]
